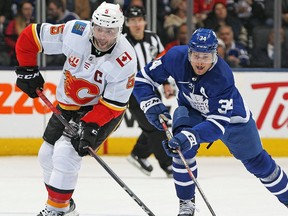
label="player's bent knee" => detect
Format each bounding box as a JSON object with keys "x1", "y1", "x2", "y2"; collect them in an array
[
  {"x1": 53, "y1": 154, "x2": 81, "y2": 174},
  {"x1": 172, "y1": 106, "x2": 203, "y2": 135},
  {"x1": 38, "y1": 141, "x2": 54, "y2": 170},
  {"x1": 242, "y1": 150, "x2": 276, "y2": 179}
]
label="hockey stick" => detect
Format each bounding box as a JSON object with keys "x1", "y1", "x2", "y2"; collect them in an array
[
  {"x1": 36, "y1": 88, "x2": 156, "y2": 216},
  {"x1": 159, "y1": 114, "x2": 217, "y2": 216}
]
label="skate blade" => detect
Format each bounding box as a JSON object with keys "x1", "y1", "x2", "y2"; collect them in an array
[{"x1": 127, "y1": 156, "x2": 152, "y2": 176}]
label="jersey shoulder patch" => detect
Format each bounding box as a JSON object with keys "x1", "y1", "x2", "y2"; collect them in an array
[
  {"x1": 116, "y1": 52, "x2": 132, "y2": 67},
  {"x1": 71, "y1": 21, "x2": 87, "y2": 36}
]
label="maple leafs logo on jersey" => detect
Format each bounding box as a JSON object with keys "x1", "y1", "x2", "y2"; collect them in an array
[
  {"x1": 116, "y1": 52, "x2": 132, "y2": 67},
  {"x1": 183, "y1": 92, "x2": 209, "y2": 114}
]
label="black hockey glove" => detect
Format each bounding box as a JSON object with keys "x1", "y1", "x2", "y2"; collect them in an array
[
  {"x1": 15, "y1": 66, "x2": 44, "y2": 98},
  {"x1": 62, "y1": 122, "x2": 79, "y2": 138},
  {"x1": 71, "y1": 122, "x2": 100, "y2": 157}
]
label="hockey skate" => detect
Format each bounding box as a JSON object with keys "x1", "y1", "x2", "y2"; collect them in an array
[
  {"x1": 127, "y1": 153, "x2": 153, "y2": 176},
  {"x1": 164, "y1": 165, "x2": 173, "y2": 178},
  {"x1": 37, "y1": 199, "x2": 79, "y2": 216},
  {"x1": 178, "y1": 198, "x2": 196, "y2": 216}
]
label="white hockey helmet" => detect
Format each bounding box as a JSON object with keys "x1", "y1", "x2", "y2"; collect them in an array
[{"x1": 91, "y1": 2, "x2": 124, "y2": 39}]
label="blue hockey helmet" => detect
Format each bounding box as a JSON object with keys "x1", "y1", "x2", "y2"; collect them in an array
[{"x1": 188, "y1": 28, "x2": 218, "y2": 53}]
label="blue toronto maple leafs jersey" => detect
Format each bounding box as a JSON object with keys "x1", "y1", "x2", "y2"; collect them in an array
[{"x1": 133, "y1": 45, "x2": 251, "y2": 143}]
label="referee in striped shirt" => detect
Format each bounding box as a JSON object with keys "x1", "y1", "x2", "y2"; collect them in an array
[{"x1": 124, "y1": 5, "x2": 174, "y2": 177}]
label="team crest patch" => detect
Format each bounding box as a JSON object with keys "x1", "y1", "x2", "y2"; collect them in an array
[
  {"x1": 68, "y1": 55, "x2": 80, "y2": 67},
  {"x1": 71, "y1": 21, "x2": 87, "y2": 36},
  {"x1": 116, "y1": 52, "x2": 132, "y2": 67}
]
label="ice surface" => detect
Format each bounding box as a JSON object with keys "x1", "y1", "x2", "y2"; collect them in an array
[{"x1": 0, "y1": 156, "x2": 287, "y2": 216}]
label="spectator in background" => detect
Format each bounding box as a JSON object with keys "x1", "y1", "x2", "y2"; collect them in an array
[
  {"x1": 217, "y1": 37, "x2": 226, "y2": 59},
  {"x1": 11, "y1": 0, "x2": 35, "y2": 17},
  {"x1": 0, "y1": 0, "x2": 12, "y2": 66},
  {"x1": 62, "y1": 0, "x2": 90, "y2": 20},
  {"x1": 46, "y1": 0, "x2": 79, "y2": 66},
  {"x1": 228, "y1": 0, "x2": 252, "y2": 25},
  {"x1": 250, "y1": 28, "x2": 288, "y2": 68},
  {"x1": 46, "y1": 0, "x2": 79, "y2": 24},
  {"x1": 156, "y1": 0, "x2": 172, "y2": 45},
  {"x1": 163, "y1": 0, "x2": 188, "y2": 45},
  {"x1": 124, "y1": 5, "x2": 174, "y2": 177},
  {"x1": 4, "y1": 0, "x2": 35, "y2": 66},
  {"x1": 165, "y1": 22, "x2": 189, "y2": 51},
  {"x1": 193, "y1": 0, "x2": 226, "y2": 27},
  {"x1": 0, "y1": 0, "x2": 12, "y2": 29},
  {"x1": 129, "y1": 0, "x2": 144, "y2": 7},
  {"x1": 203, "y1": 2, "x2": 248, "y2": 46},
  {"x1": 247, "y1": 0, "x2": 288, "y2": 31},
  {"x1": 218, "y1": 25, "x2": 250, "y2": 67}
]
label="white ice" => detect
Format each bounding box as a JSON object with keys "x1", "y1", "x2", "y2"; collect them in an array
[{"x1": 0, "y1": 156, "x2": 287, "y2": 216}]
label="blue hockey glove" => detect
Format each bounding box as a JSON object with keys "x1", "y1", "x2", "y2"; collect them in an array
[
  {"x1": 162, "y1": 139, "x2": 178, "y2": 157},
  {"x1": 71, "y1": 122, "x2": 100, "y2": 157},
  {"x1": 140, "y1": 97, "x2": 171, "y2": 130},
  {"x1": 163, "y1": 130, "x2": 199, "y2": 157}
]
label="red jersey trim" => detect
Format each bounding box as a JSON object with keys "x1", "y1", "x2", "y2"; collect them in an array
[
  {"x1": 81, "y1": 99, "x2": 125, "y2": 126},
  {"x1": 16, "y1": 24, "x2": 42, "y2": 66},
  {"x1": 31, "y1": 24, "x2": 42, "y2": 52}
]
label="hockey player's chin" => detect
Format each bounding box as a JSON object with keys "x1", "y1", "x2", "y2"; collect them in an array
[
  {"x1": 194, "y1": 66, "x2": 208, "y2": 75},
  {"x1": 98, "y1": 43, "x2": 108, "y2": 50},
  {"x1": 95, "y1": 41, "x2": 109, "y2": 51}
]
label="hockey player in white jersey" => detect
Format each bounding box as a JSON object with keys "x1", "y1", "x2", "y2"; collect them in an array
[
  {"x1": 133, "y1": 28, "x2": 288, "y2": 215},
  {"x1": 14, "y1": 2, "x2": 137, "y2": 216}
]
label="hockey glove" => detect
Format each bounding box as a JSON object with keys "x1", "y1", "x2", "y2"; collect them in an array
[
  {"x1": 162, "y1": 130, "x2": 199, "y2": 157},
  {"x1": 15, "y1": 66, "x2": 44, "y2": 98},
  {"x1": 140, "y1": 97, "x2": 171, "y2": 130},
  {"x1": 62, "y1": 122, "x2": 79, "y2": 138},
  {"x1": 71, "y1": 122, "x2": 100, "y2": 157}
]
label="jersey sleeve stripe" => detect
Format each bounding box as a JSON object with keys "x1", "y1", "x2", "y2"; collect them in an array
[
  {"x1": 99, "y1": 97, "x2": 126, "y2": 111},
  {"x1": 135, "y1": 77, "x2": 154, "y2": 86},
  {"x1": 58, "y1": 103, "x2": 81, "y2": 111},
  {"x1": 207, "y1": 114, "x2": 231, "y2": 122},
  {"x1": 207, "y1": 118, "x2": 225, "y2": 134},
  {"x1": 139, "y1": 68, "x2": 160, "y2": 88},
  {"x1": 31, "y1": 24, "x2": 42, "y2": 52},
  {"x1": 230, "y1": 102, "x2": 250, "y2": 123}
]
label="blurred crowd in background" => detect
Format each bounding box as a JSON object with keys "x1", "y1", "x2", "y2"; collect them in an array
[{"x1": 0, "y1": 0, "x2": 288, "y2": 68}]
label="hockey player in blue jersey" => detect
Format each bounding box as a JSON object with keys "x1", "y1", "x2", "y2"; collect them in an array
[{"x1": 133, "y1": 28, "x2": 288, "y2": 215}]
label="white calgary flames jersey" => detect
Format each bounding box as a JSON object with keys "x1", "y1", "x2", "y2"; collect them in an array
[{"x1": 38, "y1": 20, "x2": 137, "y2": 109}]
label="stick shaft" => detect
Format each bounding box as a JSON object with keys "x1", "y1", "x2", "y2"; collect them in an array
[
  {"x1": 159, "y1": 114, "x2": 217, "y2": 216},
  {"x1": 36, "y1": 89, "x2": 77, "y2": 136},
  {"x1": 36, "y1": 88, "x2": 155, "y2": 216}
]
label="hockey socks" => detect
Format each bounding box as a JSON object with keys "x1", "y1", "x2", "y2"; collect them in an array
[
  {"x1": 45, "y1": 184, "x2": 74, "y2": 212},
  {"x1": 242, "y1": 150, "x2": 288, "y2": 205},
  {"x1": 173, "y1": 157, "x2": 197, "y2": 200},
  {"x1": 260, "y1": 166, "x2": 288, "y2": 205}
]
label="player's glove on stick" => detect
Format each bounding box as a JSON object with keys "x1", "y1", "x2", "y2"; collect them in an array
[
  {"x1": 63, "y1": 122, "x2": 79, "y2": 138},
  {"x1": 15, "y1": 66, "x2": 44, "y2": 98},
  {"x1": 163, "y1": 129, "x2": 199, "y2": 157},
  {"x1": 140, "y1": 97, "x2": 171, "y2": 130},
  {"x1": 71, "y1": 122, "x2": 100, "y2": 157}
]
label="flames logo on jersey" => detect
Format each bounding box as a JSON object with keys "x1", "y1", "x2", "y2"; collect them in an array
[{"x1": 64, "y1": 70, "x2": 100, "y2": 105}]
